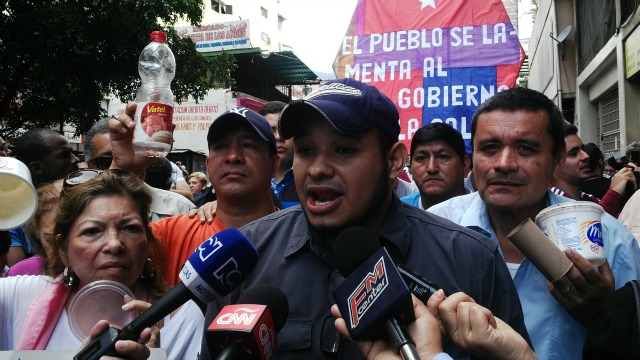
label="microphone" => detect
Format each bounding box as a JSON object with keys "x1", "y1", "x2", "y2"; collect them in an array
[
  {"x1": 207, "y1": 285, "x2": 289, "y2": 360},
  {"x1": 331, "y1": 227, "x2": 419, "y2": 360},
  {"x1": 397, "y1": 264, "x2": 447, "y2": 303},
  {"x1": 74, "y1": 228, "x2": 259, "y2": 360}
]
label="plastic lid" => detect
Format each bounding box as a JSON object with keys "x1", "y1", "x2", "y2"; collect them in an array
[
  {"x1": 68, "y1": 280, "x2": 137, "y2": 342},
  {"x1": 536, "y1": 201, "x2": 604, "y2": 221},
  {"x1": 150, "y1": 31, "x2": 167, "y2": 43}
]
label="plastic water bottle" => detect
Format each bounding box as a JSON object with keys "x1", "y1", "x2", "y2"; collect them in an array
[{"x1": 133, "y1": 31, "x2": 175, "y2": 157}]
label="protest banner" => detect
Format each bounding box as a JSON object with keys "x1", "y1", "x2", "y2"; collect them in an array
[{"x1": 334, "y1": 0, "x2": 525, "y2": 153}]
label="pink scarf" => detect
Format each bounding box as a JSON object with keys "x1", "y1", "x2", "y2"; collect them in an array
[{"x1": 15, "y1": 274, "x2": 71, "y2": 350}]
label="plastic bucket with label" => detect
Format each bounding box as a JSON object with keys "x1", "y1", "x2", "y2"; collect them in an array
[{"x1": 535, "y1": 201, "x2": 605, "y2": 266}]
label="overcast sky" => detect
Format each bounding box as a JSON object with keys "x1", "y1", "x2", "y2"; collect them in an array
[{"x1": 280, "y1": 0, "x2": 357, "y2": 79}]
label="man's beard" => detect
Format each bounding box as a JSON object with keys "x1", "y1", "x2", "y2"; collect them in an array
[{"x1": 307, "y1": 168, "x2": 391, "y2": 239}]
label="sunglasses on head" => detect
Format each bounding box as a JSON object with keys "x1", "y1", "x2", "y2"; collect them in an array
[
  {"x1": 63, "y1": 169, "x2": 132, "y2": 190},
  {"x1": 88, "y1": 155, "x2": 113, "y2": 170}
]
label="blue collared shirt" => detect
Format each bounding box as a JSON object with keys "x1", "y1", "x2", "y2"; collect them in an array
[
  {"x1": 271, "y1": 168, "x2": 300, "y2": 208},
  {"x1": 400, "y1": 192, "x2": 423, "y2": 209},
  {"x1": 428, "y1": 191, "x2": 640, "y2": 360},
  {"x1": 401, "y1": 189, "x2": 472, "y2": 211},
  {"x1": 8, "y1": 226, "x2": 34, "y2": 257}
]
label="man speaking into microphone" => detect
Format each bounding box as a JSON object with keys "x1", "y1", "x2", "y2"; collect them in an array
[{"x1": 202, "y1": 78, "x2": 530, "y2": 359}]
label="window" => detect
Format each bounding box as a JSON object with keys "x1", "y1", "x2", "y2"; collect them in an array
[
  {"x1": 278, "y1": 14, "x2": 285, "y2": 30},
  {"x1": 261, "y1": 32, "x2": 271, "y2": 44},
  {"x1": 598, "y1": 90, "x2": 620, "y2": 155},
  {"x1": 577, "y1": 0, "x2": 615, "y2": 71},
  {"x1": 212, "y1": 0, "x2": 232, "y2": 14},
  {"x1": 261, "y1": 6, "x2": 268, "y2": 18},
  {"x1": 621, "y1": 0, "x2": 640, "y2": 24}
]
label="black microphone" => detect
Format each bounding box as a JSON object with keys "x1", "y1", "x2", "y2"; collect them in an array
[
  {"x1": 207, "y1": 285, "x2": 289, "y2": 360},
  {"x1": 397, "y1": 264, "x2": 447, "y2": 303},
  {"x1": 74, "y1": 228, "x2": 259, "y2": 360},
  {"x1": 331, "y1": 227, "x2": 420, "y2": 360}
]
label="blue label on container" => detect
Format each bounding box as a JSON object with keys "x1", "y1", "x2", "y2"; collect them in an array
[{"x1": 581, "y1": 220, "x2": 603, "y2": 247}]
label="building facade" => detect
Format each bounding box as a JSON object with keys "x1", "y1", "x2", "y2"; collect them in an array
[
  {"x1": 175, "y1": 0, "x2": 289, "y2": 54},
  {"x1": 528, "y1": 0, "x2": 640, "y2": 159}
]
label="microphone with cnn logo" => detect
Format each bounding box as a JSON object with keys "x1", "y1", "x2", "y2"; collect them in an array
[{"x1": 207, "y1": 285, "x2": 289, "y2": 360}]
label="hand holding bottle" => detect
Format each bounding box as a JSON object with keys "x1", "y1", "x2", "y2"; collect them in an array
[{"x1": 133, "y1": 31, "x2": 176, "y2": 157}]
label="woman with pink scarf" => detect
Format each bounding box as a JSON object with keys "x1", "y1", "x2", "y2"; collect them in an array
[{"x1": 0, "y1": 170, "x2": 202, "y2": 359}]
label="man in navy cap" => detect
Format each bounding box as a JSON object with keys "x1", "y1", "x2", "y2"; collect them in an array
[
  {"x1": 109, "y1": 105, "x2": 279, "y2": 286},
  {"x1": 200, "y1": 79, "x2": 530, "y2": 359}
]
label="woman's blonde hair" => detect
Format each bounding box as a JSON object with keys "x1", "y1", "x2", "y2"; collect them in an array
[{"x1": 189, "y1": 172, "x2": 208, "y2": 187}]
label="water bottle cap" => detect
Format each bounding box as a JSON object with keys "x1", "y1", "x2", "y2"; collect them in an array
[{"x1": 150, "y1": 31, "x2": 167, "y2": 43}]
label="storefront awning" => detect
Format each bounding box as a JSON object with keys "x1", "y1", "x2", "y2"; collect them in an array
[{"x1": 204, "y1": 48, "x2": 321, "y2": 101}]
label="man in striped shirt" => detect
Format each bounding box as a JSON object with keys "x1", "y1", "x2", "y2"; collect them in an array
[{"x1": 550, "y1": 122, "x2": 637, "y2": 217}]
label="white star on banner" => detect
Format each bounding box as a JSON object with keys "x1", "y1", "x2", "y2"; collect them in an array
[{"x1": 420, "y1": 0, "x2": 436, "y2": 10}]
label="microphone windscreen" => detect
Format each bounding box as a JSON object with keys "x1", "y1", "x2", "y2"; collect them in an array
[
  {"x1": 332, "y1": 226, "x2": 381, "y2": 275},
  {"x1": 238, "y1": 285, "x2": 289, "y2": 332},
  {"x1": 180, "y1": 228, "x2": 259, "y2": 304}
]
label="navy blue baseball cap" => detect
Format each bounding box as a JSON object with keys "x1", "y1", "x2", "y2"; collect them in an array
[
  {"x1": 207, "y1": 107, "x2": 276, "y2": 154},
  {"x1": 278, "y1": 78, "x2": 400, "y2": 142}
]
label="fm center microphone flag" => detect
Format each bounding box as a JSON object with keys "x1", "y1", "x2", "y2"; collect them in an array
[
  {"x1": 332, "y1": 247, "x2": 415, "y2": 340},
  {"x1": 180, "y1": 228, "x2": 259, "y2": 303},
  {"x1": 334, "y1": 0, "x2": 525, "y2": 153}
]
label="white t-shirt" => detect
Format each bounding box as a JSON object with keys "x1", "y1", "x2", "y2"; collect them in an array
[
  {"x1": 395, "y1": 178, "x2": 419, "y2": 198},
  {"x1": 506, "y1": 262, "x2": 521, "y2": 279},
  {"x1": 170, "y1": 161, "x2": 185, "y2": 190},
  {"x1": 0, "y1": 275, "x2": 203, "y2": 359}
]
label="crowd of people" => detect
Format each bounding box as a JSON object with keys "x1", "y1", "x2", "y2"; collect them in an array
[{"x1": 1, "y1": 79, "x2": 640, "y2": 360}]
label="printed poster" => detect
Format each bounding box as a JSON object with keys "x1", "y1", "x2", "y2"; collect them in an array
[{"x1": 334, "y1": 0, "x2": 525, "y2": 153}]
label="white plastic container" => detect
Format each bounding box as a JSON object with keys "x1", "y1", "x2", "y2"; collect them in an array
[
  {"x1": 69, "y1": 280, "x2": 136, "y2": 341},
  {"x1": 0, "y1": 157, "x2": 37, "y2": 230},
  {"x1": 535, "y1": 201, "x2": 605, "y2": 266}
]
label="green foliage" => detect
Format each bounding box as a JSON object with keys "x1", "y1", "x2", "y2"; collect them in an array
[
  {"x1": 0, "y1": 0, "x2": 236, "y2": 139},
  {"x1": 207, "y1": 51, "x2": 238, "y2": 90}
]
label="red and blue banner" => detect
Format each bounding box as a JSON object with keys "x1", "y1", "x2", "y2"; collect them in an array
[{"x1": 334, "y1": 0, "x2": 525, "y2": 153}]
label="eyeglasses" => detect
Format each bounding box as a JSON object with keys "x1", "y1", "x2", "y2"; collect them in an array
[
  {"x1": 63, "y1": 169, "x2": 131, "y2": 191},
  {"x1": 88, "y1": 155, "x2": 113, "y2": 170},
  {"x1": 62, "y1": 169, "x2": 150, "y2": 220},
  {"x1": 65, "y1": 169, "x2": 103, "y2": 188}
]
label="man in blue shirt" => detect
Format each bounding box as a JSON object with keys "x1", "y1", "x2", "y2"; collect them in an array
[
  {"x1": 260, "y1": 101, "x2": 300, "y2": 208},
  {"x1": 401, "y1": 122, "x2": 470, "y2": 210},
  {"x1": 429, "y1": 87, "x2": 640, "y2": 360}
]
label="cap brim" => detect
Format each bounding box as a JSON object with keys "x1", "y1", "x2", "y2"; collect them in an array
[{"x1": 279, "y1": 99, "x2": 373, "y2": 140}]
